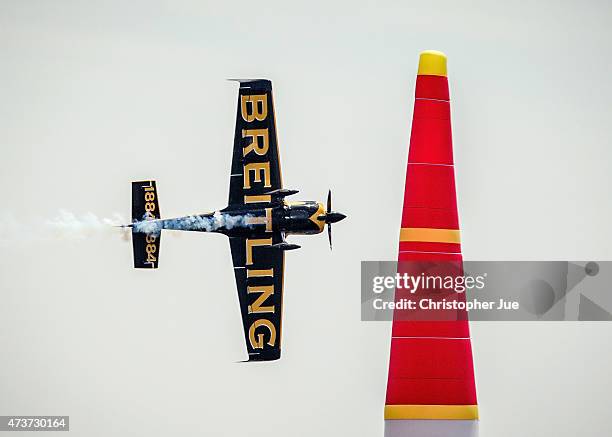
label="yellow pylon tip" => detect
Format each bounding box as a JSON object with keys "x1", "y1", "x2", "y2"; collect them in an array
[{"x1": 418, "y1": 50, "x2": 447, "y2": 77}]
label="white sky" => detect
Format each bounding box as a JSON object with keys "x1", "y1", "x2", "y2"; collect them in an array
[{"x1": 1, "y1": 1, "x2": 611, "y2": 436}]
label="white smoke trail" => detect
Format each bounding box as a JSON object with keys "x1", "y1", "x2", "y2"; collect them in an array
[
  {"x1": 0, "y1": 210, "x2": 256, "y2": 245},
  {"x1": 132, "y1": 211, "x2": 254, "y2": 234},
  {"x1": 45, "y1": 210, "x2": 126, "y2": 238},
  {"x1": 0, "y1": 210, "x2": 129, "y2": 244}
]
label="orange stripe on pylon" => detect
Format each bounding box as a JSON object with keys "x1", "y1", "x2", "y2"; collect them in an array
[
  {"x1": 385, "y1": 404, "x2": 479, "y2": 420},
  {"x1": 399, "y1": 227, "x2": 461, "y2": 244}
]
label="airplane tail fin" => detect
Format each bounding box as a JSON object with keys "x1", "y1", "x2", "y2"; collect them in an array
[{"x1": 131, "y1": 180, "x2": 161, "y2": 269}]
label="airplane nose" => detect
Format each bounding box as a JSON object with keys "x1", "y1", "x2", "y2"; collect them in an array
[{"x1": 325, "y1": 212, "x2": 347, "y2": 224}]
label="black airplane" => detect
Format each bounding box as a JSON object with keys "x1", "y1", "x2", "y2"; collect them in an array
[{"x1": 125, "y1": 79, "x2": 346, "y2": 361}]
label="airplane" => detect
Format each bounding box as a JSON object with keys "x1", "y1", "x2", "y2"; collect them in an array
[{"x1": 124, "y1": 79, "x2": 346, "y2": 361}]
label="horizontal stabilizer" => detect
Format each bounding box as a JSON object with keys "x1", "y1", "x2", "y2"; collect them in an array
[{"x1": 132, "y1": 181, "x2": 161, "y2": 269}]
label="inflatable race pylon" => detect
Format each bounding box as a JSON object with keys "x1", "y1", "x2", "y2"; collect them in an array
[{"x1": 384, "y1": 51, "x2": 479, "y2": 437}]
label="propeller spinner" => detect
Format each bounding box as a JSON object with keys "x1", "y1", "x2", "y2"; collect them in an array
[{"x1": 317, "y1": 189, "x2": 347, "y2": 249}]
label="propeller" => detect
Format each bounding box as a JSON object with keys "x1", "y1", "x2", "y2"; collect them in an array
[
  {"x1": 317, "y1": 189, "x2": 346, "y2": 250},
  {"x1": 327, "y1": 190, "x2": 332, "y2": 249}
]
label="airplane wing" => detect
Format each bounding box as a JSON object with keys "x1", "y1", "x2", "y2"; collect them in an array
[
  {"x1": 229, "y1": 232, "x2": 284, "y2": 361},
  {"x1": 228, "y1": 79, "x2": 283, "y2": 206}
]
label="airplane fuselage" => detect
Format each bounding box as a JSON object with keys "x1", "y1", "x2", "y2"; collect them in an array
[{"x1": 150, "y1": 200, "x2": 327, "y2": 238}]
